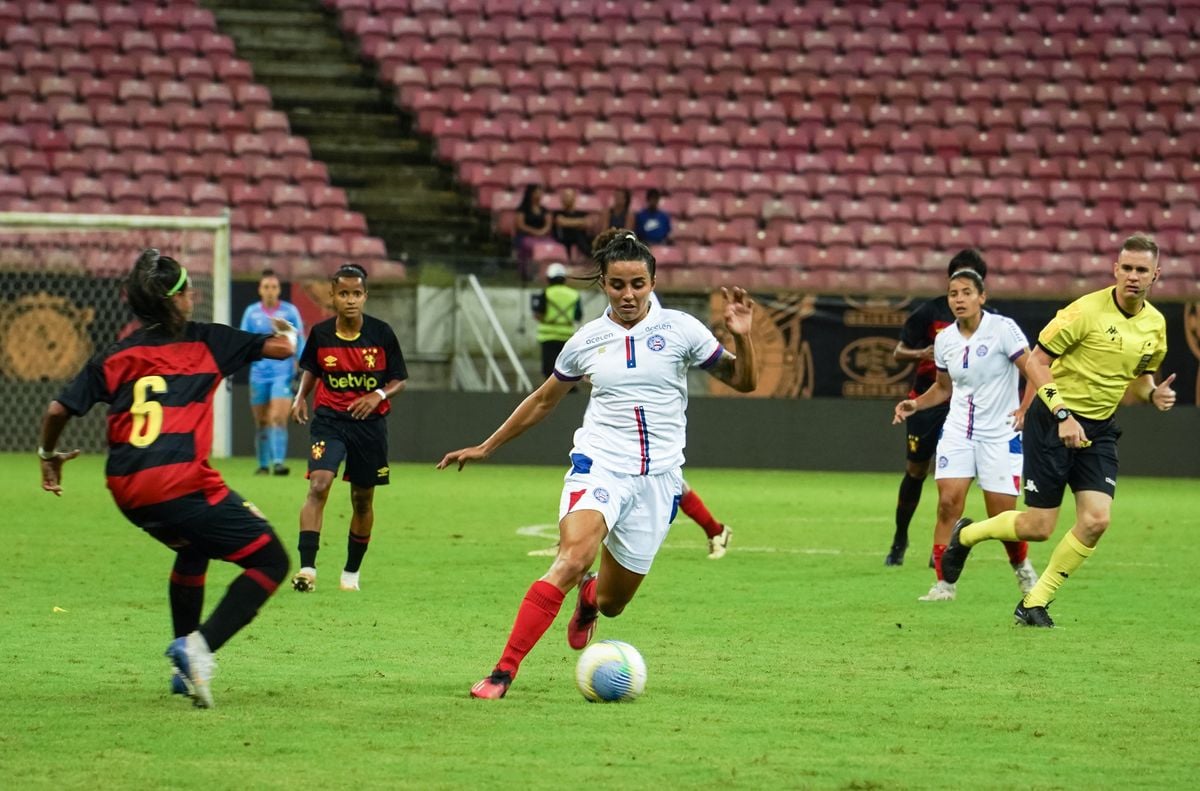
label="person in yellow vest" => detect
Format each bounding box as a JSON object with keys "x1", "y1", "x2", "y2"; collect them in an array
[
  {"x1": 531, "y1": 262, "x2": 582, "y2": 379},
  {"x1": 940, "y1": 233, "x2": 1176, "y2": 627}
]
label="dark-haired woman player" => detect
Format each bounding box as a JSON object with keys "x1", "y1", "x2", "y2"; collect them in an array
[
  {"x1": 290, "y1": 264, "x2": 407, "y2": 594},
  {"x1": 38, "y1": 249, "x2": 297, "y2": 708},
  {"x1": 439, "y1": 229, "x2": 758, "y2": 699}
]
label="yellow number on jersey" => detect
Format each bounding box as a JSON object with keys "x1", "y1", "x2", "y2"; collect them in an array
[{"x1": 129, "y1": 375, "x2": 168, "y2": 448}]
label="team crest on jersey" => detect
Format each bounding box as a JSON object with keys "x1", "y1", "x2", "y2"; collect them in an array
[
  {"x1": 364, "y1": 349, "x2": 377, "y2": 368},
  {"x1": 323, "y1": 354, "x2": 338, "y2": 368},
  {"x1": 311, "y1": 441, "x2": 326, "y2": 460},
  {"x1": 646, "y1": 334, "x2": 666, "y2": 352},
  {"x1": 593, "y1": 487, "x2": 610, "y2": 503},
  {"x1": 975, "y1": 345, "x2": 988, "y2": 356}
]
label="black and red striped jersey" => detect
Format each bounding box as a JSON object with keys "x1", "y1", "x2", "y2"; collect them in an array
[
  {"x1": 55, "y1": 322, "x2": 270, "y2": 510},
  {"x1": 899, "y1": 297, "x2": 955, "y2": 398},
  {"x1": 298, "y1": 315, "x2": 407, "y2": 420}
]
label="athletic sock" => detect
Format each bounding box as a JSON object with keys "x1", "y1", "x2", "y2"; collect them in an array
[
  {"x1": 960, "y1": 510, "x2": 1020, "y2": 547},
  {"x1": 1003, "y1": 540, "x2": 1029, "y2": 565},
  {"x1": 679, "y1": 489, "x2": 723, "y2": 538},
  {"x1": 931, "y1": 543, "x2": 947, "y2": 581},
  {"x1": 256, "y1": 427, "x2": 270, "y2": 469},
  {"x1": 1024, "y1": 531, "x2": 1094, "y2": 608},
  {"x1": 200, "y1": 534, "x2": 289, "y2": 651},
  {"x1": 893, "y1": 473, "x2": 925, "y2": 544},
  {"x1": 169, "y1": 554, "x2": 208, "y2": 638},
  {"x1": 269, "y1": 425, "x2": 287, "y2": 465},
  {"x1": 298, "y1": 530, "x2": 320, "y2": 569},
  {"x1": 345, "y1": 530, "x2": 370, "y2": 573},
  {"x1": 496, "y1": 580, "x2": 566, "y2": 676}
]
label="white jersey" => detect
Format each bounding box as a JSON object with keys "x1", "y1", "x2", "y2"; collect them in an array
[
  {"x1": 555, "y1": 296, "x2": 723, "y2": 475},
  {"x1": 934, "y1": 312, "x2": 1028, "y2": 442}
]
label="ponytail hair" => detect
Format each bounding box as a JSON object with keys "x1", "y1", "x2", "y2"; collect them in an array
[
  {"x1": 126, "y1": 248, "x2": 189, "y2": 337},
  {"x1": 585, "y1": 227, "x2": 656, "y2": 284}
]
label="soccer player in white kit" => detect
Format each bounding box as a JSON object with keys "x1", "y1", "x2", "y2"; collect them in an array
[
  {"x1": 892, "y1": 268, "x2": 1039, "y2": 601},
  {"x1": 438, "y1": 228, "x2": 758, "y2": 699}
]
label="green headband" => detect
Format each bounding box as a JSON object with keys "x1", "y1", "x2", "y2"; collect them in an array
[{"x1": 166, "y1": 267, "x2": 189, "y2": 296}]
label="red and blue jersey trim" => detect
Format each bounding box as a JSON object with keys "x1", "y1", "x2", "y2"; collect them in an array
[
  {"x1": 633, "y1": 405, "x2": 650, "y2": 474},
  {"x1": 625, "y1": 336, "x2": 637, "y2": 368},
  {"x1": 966, "y1": 395, "x2": 976, "y2": 439}
]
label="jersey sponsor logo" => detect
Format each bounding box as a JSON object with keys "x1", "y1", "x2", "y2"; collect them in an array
[
  {"x1": 593, "y1": 487, "x2": 610, "y2": 503},
  {"x1": 323, "y1": 354, "x2": 338, "y2": 368},
  {"x1": 646, "y1": 334, "x2": 666, "y2": 352},
  {"x1": 1025, "y1": 479, "x2": 1039, "y2": 493},
  {"x1": 326, "y1": 372, "x2": 380, "y2": 390},
  {"x1": 643, "y1": 321, "x2": 673, "y2": 333},
  {"x1": 585, "y1": 332, "x2": 615, "y2": 345},
  {"x1": 311, "y1": 440, "x2": 326, "y2": 460},
  {"x1": 975, "y1": 344, "x2": 988, "y2": 356}
]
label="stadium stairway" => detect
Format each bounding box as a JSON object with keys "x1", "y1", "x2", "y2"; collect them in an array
[{"x1": 199, "y1": 0, "x2": 508, "y2": 270}]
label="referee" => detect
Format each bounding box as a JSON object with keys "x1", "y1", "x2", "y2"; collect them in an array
[{"x1": 940, "y1": 233, "x2": 1177, "y2": 627}]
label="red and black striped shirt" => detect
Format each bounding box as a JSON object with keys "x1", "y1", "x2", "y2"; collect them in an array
[
  {"x1": 56, "y1": 322, "x2": 268, "y2": 510},
  {"x1": 298, "y1": 315, "x2": 407, "y2": 420}
]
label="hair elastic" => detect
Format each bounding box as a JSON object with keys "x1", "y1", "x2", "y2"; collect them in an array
[{"x1": 166, "y1": 266, "x2": 189, "y2": 296}]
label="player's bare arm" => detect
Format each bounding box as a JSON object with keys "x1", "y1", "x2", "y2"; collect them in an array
[
  {"x1": 894, "y1": 341, "x2": 935, "y2": 362},
  {"x1": 1134, "y1": 372, "x2": 1177, "y2": 411},
  {"x1": 291, "y1": 370, "x2": 317, "y2": 424},
  {"x1": 438, "y1": 376, "x2": 575, "y2": 470},
  {"x1": 893, "y1": 370, "x2": 954, "y2": 424},
  {"x1": 37, "y1": 400, "x2": 82, "y2": 496},
  {"x1": 707, "y1": 287, "x2": 757, "y2": 393}
]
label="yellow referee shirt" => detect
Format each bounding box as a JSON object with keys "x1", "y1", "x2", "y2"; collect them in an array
[{"x1": 1037, "y1": 287, "x2": 1167, "y2": 420}]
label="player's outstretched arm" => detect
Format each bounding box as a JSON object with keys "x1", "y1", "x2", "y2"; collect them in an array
[
  {"x1": 437, "y1": 375, "x2": 574, "y2": 471},
  {"x1": 263, "y1": 317, "x2": 298, "y2": 359},
  {"x1": 38, "y1": 401, "x2": 81, "y2": 496},
  {"x1": 708, "y1": 287, "x2": 757, "y2": 393},
  {"x1": 291, "y1": 370, "x2": 316, "y2": 425}
]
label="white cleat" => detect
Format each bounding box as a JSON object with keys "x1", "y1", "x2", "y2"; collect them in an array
[
  {"x1": 1013, "y1": 559, "x2": 1039, "y2": 595},
  {"x1": 339, "y1": 570, "x2": 360, "y2": 591},
  {"x1": 292, "y1": 567, "x2": 316, "y2": 593},
  {"x1": 165, "y1": 631, "x2": 216, "y2": 708},
  {"x1": 707, "y1": 525, "x2": 732, "y2": 559},
  {"x1": 918, "y1": 580, "x2": 957, "y2": 601}
]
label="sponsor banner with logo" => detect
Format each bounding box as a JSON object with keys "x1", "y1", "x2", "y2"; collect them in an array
[{"x1": 708, "y1": 293, "x2": 1199, "y2": 404}]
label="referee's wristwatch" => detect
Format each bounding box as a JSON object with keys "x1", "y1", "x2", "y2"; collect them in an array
[{"x1": 1053, "y1": 407, "x2": 1072, "y2": 422}]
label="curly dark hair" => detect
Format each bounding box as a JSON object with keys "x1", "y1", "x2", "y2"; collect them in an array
[{"x1": 126, "y1": 248, "x2": 188, "y2": 337}]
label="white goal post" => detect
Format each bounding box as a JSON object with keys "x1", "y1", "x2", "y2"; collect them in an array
[{"x1": 0, "y1": 211, "x2": 235, "y2": 457}]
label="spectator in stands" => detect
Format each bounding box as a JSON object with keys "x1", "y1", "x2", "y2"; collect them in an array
[
  {"x1": 514, "y1": 184, "x2": 552, "y2": 282},
  {"x1": 531, "y1": 262, "x2": 582, "y2": 379},
  {"x1": 885, "y1": 250, "x2": 988, "y2": 567},
  {"x1": 634, "y1": 189, "x2": 671, "y2": 245},
  {"x1": 553, "y1": 188, "x2": 593, "y2": 264},
  {"x1": 240, "y1": 269, "x2": 304, "y2": 476},
  {"x1": 606, "y1": 189, "x2": 633, "y2": 232},
  {"x1": 891, "y1": 267, "x2": 1038, "y2": 602}
]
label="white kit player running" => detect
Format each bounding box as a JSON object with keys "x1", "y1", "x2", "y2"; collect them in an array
[
  {"x1": 893, "y1": 268, "x2": 1039, "y2": 601},
  {"x1": 438, "y1": 228, "x2": 757, "y2": 699}
]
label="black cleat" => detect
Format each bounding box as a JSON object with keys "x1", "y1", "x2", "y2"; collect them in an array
[
  {"x1": 884, "y1": 541, "x2": 907, "y2": 566},
  {"x1": 254, "y1": 467, "x2": 270, "y2": 476},
  {"x1": 272, "y1": 463, "x2": 290, "y2": 476},
  {"x1": 1014, "y1": 599, "x2": 1055, "y2": 628},
  {"x1": 940, "y1": 518, "x2": 974, "y2": 583}
]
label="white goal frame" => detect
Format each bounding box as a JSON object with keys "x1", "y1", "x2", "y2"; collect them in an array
[{"x1": 0, "y1": 211, "x2": 235, "y2": 457}]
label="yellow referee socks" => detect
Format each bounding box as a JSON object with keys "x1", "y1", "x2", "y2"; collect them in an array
[
  {"x1": 960, "y1": 510, "x2": 1020, "y2": 547},
  {"x1": 1024, "y1": 531, "x2": 1094, "y2": 608}
]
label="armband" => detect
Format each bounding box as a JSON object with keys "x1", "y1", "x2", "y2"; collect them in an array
[{"x1": 1036, "y1": 383, "x2": 1066, "y2": 413}]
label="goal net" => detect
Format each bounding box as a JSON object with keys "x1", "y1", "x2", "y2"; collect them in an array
[{"x1": 0, "y1": 211, "x2": 233, "y2": 457}]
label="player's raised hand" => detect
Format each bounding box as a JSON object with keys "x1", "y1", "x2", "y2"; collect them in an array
[
  {"x1": 1152, "y1": 373, "x2": 1177, "y2": 411},
  {"x1": 437, "y1": 445, "x2": 490, "y2": 471},
  {"x1": 720, "y1": 287, "x2": 754, "y2": 337},
  {"x1": 39, "y1": 448, "x2": 82, "y2": 496},
  {"x1": 893, "y1": 399, "x2": 917, "y2": 425}
]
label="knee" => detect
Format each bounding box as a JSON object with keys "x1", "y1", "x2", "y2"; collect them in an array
[
  {"x1": 936, "y1": 495, "x2": 961, "y2": 522},
  {"x1": 1020, "y1": 512, "x2": 1058, "y2": 541},
  {"x1": 597, "y1": 593, "x2": 627, "y2": 618},
  {"x1": 1075, "y1": 510, "x2": 1110, "y2": 542},
  {"x1": 350, "y1": 492, "x2": 373, "y2": 516},
  {"x1": 306, "y1": 478, "x2": 332, "y2": 503}
]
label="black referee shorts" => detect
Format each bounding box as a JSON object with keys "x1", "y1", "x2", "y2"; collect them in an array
[
  {"x1": 1022, "y1": 399, "x2": 1122, "y2": 509},
  {"x1": 307, "y1": 412, "x2": 390, "y2": 488},
  {"x1": 905, "y1": 402, "x2": 949, "y2": 463}
]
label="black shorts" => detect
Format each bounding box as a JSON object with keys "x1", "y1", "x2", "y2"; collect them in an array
[
  {"x1": 1022, "y1": 399, "x2": 1122, "y2": 509},
  {"x1": 307, "y1": 412, "x2": 390, "y2": 488},
  {"x1": 905, "y1": 402, "x2": 949, "y2": 463},
  {"x1": 123, "y1": 490, "x2": 276, "y2": 561}
]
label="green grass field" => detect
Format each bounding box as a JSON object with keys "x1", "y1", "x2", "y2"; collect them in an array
[{"x1": 3, "y1": 453, "x2": 1198, "y2": 789}]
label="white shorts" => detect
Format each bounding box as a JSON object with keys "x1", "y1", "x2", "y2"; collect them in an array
[
  {"x1": 558, "y1": 463, "x2": 684, "y2": 575},
  {"x1": 934, "y1": 433, "x2": 1023, "y2": 496}
]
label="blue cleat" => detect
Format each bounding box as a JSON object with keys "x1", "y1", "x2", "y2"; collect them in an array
[{"x1": 165, "y1": 632, "x2": 216, "y2": 708}]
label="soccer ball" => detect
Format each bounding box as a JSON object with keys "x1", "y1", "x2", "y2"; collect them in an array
[{"x1": 575, "y1": 640, "x2": 647, "y2": 702}]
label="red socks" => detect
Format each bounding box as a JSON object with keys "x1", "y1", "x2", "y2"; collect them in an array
[
  {"x1": 932, "y1": 543, "x2": 947, "y2": 580},
  {"x1": 497, "y1": 580, "x2": 565, "y2": 676},
  {"x1": 680, "y1": 489, "x2": 723, "y2": 538},
  {"x1": 1003, "y1": 540, "x2": 1028, "y2": 565}
]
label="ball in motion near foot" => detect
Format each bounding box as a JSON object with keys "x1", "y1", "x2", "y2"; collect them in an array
[{"x1": 575, "y1": 640, "x2": 646, "y2": 702}]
